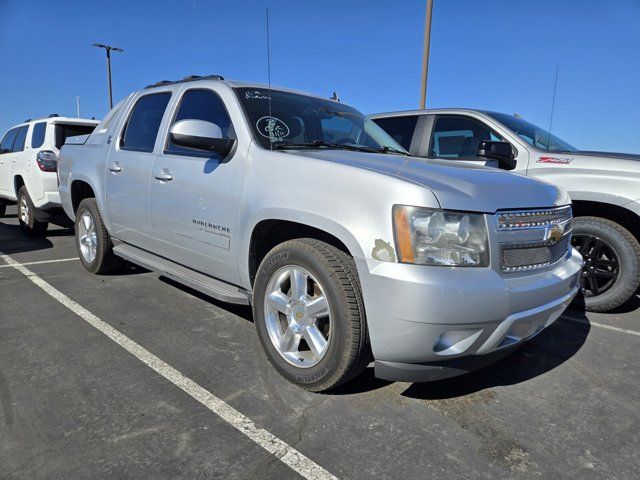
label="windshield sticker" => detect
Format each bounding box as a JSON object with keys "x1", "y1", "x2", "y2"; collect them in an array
[
  {"x1": 256, "y1": 116, "x2": 290, "y2": 140},
  {"x1": 245, "y1": 90, "x2": 271, "y2": 101},
  {"x1": 537, "y1": 156, "x2": 573, "y2": 164}
]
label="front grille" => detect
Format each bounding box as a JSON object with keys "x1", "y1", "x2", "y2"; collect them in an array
[
  {"x1": 501, "y1": 236, "x2": 570, "y2": 272},
  {"x1": 496, "y1": 206, "x2": 572, "y2": 273},
  {"x1": 497, "y1": 206, "x2": 572, "y2": 230}
]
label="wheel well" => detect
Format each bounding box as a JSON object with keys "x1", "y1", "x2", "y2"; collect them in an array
[
  {"x1": 14, "y1": 176, "x2": 24, "y2": 197},
  {"x1": 71, "y1": 181, "x2": 95, "y2": 213},
  {"x1": 248, "y1": 219, "x2": 351, "y2": 285},
  {"x1": 572, "y1": 200, "x2": 640, "y2": 241}
]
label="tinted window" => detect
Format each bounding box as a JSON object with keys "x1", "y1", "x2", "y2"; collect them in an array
[
  {"x1": 0, "y1": 128, "x2": 19, "y2": 154},
  {"x1": 122, "y1": 93, "x2": 171, "y2": 152},
  {"x1": 487, "y1": 112, "x2": 577, "y2": 152},
  {"x1": 372, "y1": 116, "x2": 419, "y2": 151},
  {"x1": 166, "y1": 89, "x2": 235, "y2": 156},
  {"x1": 31, "y1": 122, "x2": 47, "y2": 148},
  {"x1": 12, "y1": 126, "x2": 28, "y2": 152},
  {"x1": 429, "y1": 116, "x2": 502, "y2": 159},
  {"x1": 55, "y1": 124, "x2": 97, "y2": 149}
]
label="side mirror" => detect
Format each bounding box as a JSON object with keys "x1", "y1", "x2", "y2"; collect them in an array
[
  {"x1": 477, "y1": 140, "x2": 517, "y2": 170},
  {"x1": 169, "y1": 119, "x2": 235, "y2": 158}
]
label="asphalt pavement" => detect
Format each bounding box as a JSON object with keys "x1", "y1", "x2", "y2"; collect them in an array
[{"x1": 1, "y1": 205, "x2": 639, "y2": 480}]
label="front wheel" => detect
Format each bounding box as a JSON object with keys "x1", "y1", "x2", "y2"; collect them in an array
[
  {"x1": 571, "y1": 216, "x2": 640, "y2": 312},
  {"x1": 75, "y1": 198, "x2": 123, "y2": 274},
  {"x1": 17, "y1": 186, "x2": 48, "y2": 235},
  {"x1": 253, "y1": 238, "x2": 371, "y2": 391}
]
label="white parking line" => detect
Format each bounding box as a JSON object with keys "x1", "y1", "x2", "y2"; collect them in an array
[
  {"x1": 564, "y1": 315, "x2": 640, "y2": 337},
  {"x1": 0, "y1": 257, "x2": 78, "y2": 268},
  {"x1": 0, "y1": 251, "x2": 338, "y2": 480}
]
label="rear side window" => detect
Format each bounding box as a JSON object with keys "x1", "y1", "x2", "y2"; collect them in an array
[
  {"x1": 31, "y1": 122, "x2": 47, "y2": 148},
  {"x1": 12, "y1": 126, "x2": 29, "y2": 152},
  {"x1": 372, "y1": 116, "x2": 419, "y2": 151},
  {"x1": 122, "y1": 93, "x2": 172, "y2": 152},
  {"x1": 55, "y1": 124, "x2": 97, "y2": 149},
  {"x1": 429, "y1": 115, "x2": 502, "y2": 159},
  {"x1": 166, "y1": 89, "x2": 234, "y2": 156},
  {"x1": 0, "y1": 128, "x2": 19, "y2": 154}
]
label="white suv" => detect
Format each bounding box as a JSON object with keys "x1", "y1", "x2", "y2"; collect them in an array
[{"x1": 0, "y1": 115, "x2": 98, "y2": 234}]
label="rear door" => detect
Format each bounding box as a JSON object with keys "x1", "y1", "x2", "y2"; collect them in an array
[
  {"x1": 149, "y1": 87, "x2": 243, "y2": 283},
  {"x1": 0, "y1": 127, "x2": 19, "y2": 197},
  {"x1": 105, "y1": 91, "x2": 172, "y2": 247}
]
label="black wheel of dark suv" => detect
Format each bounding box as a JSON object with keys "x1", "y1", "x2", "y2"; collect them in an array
[{"x1": 571, "y1": 217, "x2": 640, "y2": 312}]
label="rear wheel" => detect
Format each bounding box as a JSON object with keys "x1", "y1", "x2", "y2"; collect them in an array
[
  {"x1": 75, "y1": 198, "x2": 123, "y2": 274},
  {"x1": 17, "y1": 186, "x2": 48, "y2": 235},
  {"x1": 0, "y1": 200, "x2": 6, "y2": 217},
  {"x1": 572, "y1": 216, "x2": 640, "y2": 312},
  {"x1": 253, "y1": 238, "x2": 371, "y2": 391}
]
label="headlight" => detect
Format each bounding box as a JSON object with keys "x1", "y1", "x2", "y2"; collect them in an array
[{"x1": 393, "y1": 205, "x2": 489, "y2": 266}]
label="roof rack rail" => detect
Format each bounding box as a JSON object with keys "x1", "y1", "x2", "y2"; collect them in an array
[
  {"x1": 144, "y1": 74, "x2": 224, "y2": 89},
  {"x1": 48, "y1": 113, "x2": 59, "y2": 117},
  {"x1": 24, "y1": 118, "x2": 31, "y2": 123}
]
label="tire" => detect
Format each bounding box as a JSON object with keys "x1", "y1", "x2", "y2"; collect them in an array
[
  {"x1": 572, "y1": 216, "x2": 640, "y2": 312},
  {"x1": 253, "y1": 238, "x2": 371, "y2": 391},
  {"x1": 75, "y1": 198, "x2": 123, "y2": 274},
  {"x1": 17, "y1": 186, "x2": 48, "y2": 236},
  {"x1": 0, "y1": 200, "x2": 6, "y2": 217}
]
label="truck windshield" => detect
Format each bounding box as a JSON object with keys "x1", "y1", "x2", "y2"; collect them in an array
[
  {"x1": 235, "y1": 87, "x2": 406, "y2": 154},
  {"x1": 487, "y1": 112, "x2": 577, "y2": 152}
]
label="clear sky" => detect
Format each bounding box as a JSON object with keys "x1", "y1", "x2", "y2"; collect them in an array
[{"x1": 1, "y1": 0, "x2": 639, "y2": 153}]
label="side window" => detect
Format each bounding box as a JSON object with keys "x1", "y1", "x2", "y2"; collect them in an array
[
  {"x1": 121, "y1": 92, "x2": 172, "y2": 152},
  {"x1": 12, "y1": 126, "x2": 29, "y2": 152},
  {"x1": 166, "y1": 89, "x2": 235, "y2": 156},
  {"x1": 31, "y1": 122, "x2": 47, "y2": 149},
  {"x1": 371, "y1": 116, "x2": 419, "y2": 151},
  {"x1": 0, "y1": 128, "x2": 19, "y2": 154},
  {"x1": 429, "y1": 116, "x2": 502, "y2": 159}
]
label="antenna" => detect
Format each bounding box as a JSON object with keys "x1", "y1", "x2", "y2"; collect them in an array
[
  {"x1": 547, "y1": 65, "x2": 559, "y2": 149},
  {"x1": 76, "y1": 96, "x2": 81, "y2": 118},
  {"x1": 266, "y1": 7, "x2": 273, "y2": 150}
]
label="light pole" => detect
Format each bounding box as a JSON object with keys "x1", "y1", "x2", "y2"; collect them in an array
[
  {"x1": 92, "y1": 43, "x2": 124, "y2": 109},
  {"x1": 419, "y1": 0, "x2": 434, "y2": 109}
]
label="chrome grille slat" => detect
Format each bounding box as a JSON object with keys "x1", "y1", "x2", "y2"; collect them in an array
[{"x1": 497, "y1": 206, "x2": 572, "y2": 230}]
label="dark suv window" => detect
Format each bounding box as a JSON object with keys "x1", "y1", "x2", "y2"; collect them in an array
[
  {"x1": 55, "y1": 124, "x2": 96, "y2": 149},
  {"x1": 166, "y1": 89, "x2": 234, "y2": 157},
  {"x1": 31, "y1": 122, "x2": 47, "y2": 148},
  {"x1": 12, "y1": 126, "x2": 29, "y2": 152},
  {"x1": 372, "y1": 116, "x2": 419, "y2": 151},
  {"x1": 0, "y1": 128, "x2": 19, "y2": 154},
  {"x1": 429, "y1": 115, "x2": 502, "y2": 159},
  {"x1": 122, "y1": 93, "x2": 172, "y2": 152}
]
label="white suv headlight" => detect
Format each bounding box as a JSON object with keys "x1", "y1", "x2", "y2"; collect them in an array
[{"x1": 393, "y1": 205, "x2": 489, "y2": 266}]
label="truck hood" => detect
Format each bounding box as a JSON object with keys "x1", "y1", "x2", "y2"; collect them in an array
[
  {"x1": 571, "y1": 151, "x2": 640, "y2": 161},
  {"x1": 292, "y1": 150, "x2": 568, "y2": 213}
]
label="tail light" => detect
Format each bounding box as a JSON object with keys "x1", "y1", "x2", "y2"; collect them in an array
[{"x1": 36, "y1": 150, "x2": 58, "y2": 172}]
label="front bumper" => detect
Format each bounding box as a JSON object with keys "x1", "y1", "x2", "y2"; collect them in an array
[{"x1": 356, "y1": 247, "x2": 582, "y2": 381}]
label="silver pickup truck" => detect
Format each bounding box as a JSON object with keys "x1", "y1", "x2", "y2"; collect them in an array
[
  {"x1": 371, "y1": 109, "x2": 640, "y2": 312},
  {"x1": 59, "y1": 75, "x2": 582, "y2": 390}
]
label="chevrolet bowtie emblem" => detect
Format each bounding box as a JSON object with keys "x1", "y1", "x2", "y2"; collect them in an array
[{"x1": 544, "y1": 224, "x2": 563, "y2": 243}]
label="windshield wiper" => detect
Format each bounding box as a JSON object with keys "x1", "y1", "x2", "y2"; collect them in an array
[
  {"x1": 274, "y1": 140, "x2": 378, "y2": 153},
  {"x1": 377, "y1": 145, "x2": 412, "y2": 156}
]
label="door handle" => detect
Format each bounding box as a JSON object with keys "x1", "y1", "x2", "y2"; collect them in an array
[
  {"x1": 154, "y1": 170, "x2": 173, "y2": 182},
  {"x1": 109, "y1": 162, "x2": 123, "y2": 173}
]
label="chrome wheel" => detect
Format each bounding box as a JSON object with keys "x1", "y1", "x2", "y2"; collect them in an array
[
  {"x1": 19, "y1": 194, "x2": 29, "y2": 225},
  {"x1": 263, "y1": 265, "x2": 332, "y2": 368},
  {"x1": 78, "y1": 211, "x2": 98, "y2": 263}
]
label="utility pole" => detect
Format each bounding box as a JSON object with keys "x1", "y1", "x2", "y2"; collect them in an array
[
  {"x1": 419, "y1": 0, "x2": 434, "y2": 109},
  {"x1": 92, "y1": 43, "x2": 124, "y2": 109},
  {"x1": 76, "y1": 96, "x2": 81, "y2": 118}
]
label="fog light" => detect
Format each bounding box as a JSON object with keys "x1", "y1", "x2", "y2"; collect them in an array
[{"x1": 433, "y1": 329, "x2": 482, "y2": 355}]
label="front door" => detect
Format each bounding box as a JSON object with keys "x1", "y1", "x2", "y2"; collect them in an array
[
  {"x1": 105, "y1": 92, "x2": 172, "y2": 247},
  {"x1": 0, "y1": 127, "x2": 19, "y2": 197},
  {"x1": 149, "y1": 87, "x2": 244, "y2": 284}
]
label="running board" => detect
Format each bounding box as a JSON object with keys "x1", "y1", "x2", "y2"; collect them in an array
[{"x1": 112, "y1": 243, "x2": 250, "y2": 305}]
